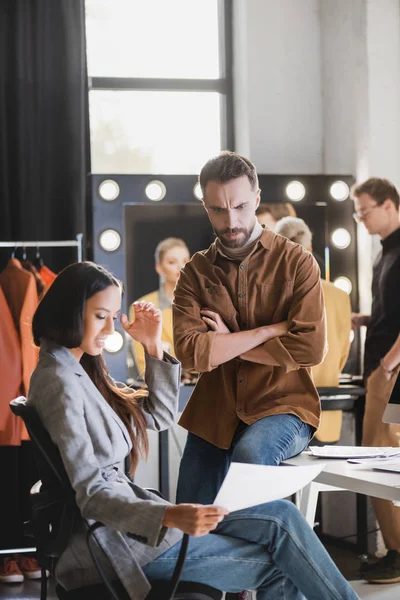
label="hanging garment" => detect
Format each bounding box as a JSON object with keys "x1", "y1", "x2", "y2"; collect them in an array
[
  {"x1": 21, "y1": 260, "x2": 46, "y2": 298},
  {"x1": 39, "y1": 264, "x2": 56, "y2": 287},
  {"x1": 0, "y1": 259, "x2": 39, "y2": 396},
  {"x1": 0, "y1": 287, "x2": 22, "y2": 446}
]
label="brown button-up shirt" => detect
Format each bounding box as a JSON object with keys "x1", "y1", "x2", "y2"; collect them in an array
[{"x1": 173, "y1": 228, "x2": 326, "y2": 449}]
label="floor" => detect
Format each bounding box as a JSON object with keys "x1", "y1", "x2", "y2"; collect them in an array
[{"x1": 1, "y1": 546, "x2": 400, "y2": 599}]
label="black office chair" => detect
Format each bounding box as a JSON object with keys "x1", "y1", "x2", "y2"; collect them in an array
[{"x1": 10, "y1": 397, "x2": 222, "y2": 600}]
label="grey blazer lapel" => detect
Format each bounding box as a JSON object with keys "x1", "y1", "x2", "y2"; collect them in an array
[
  {"x1": 79, "y1": 370, "x2": 132, "y2": 449},
  {"x1": 40, "y1": 340, "x2": 132, "y2": 448}
]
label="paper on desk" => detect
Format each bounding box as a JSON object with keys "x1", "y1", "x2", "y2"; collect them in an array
[{"x1": 213, "y1": 462, "x2": 326, "y2": 512}]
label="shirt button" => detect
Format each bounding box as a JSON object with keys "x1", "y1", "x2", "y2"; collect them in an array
[
  {"x1": 238, "y1": 292, "x2": 245, "y2": 298},
  {"x1": 239, "y1": 264, "x2": 245, "y2": 270}
]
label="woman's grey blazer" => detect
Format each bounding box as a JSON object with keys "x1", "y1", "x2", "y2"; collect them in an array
[{"x1": 27, "y1": 339, "x2": 183, "y2": 600}]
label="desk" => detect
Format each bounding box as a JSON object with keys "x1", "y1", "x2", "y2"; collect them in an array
[{"x1": 285, "y1": 454, "x2": 400, "y2": 549}]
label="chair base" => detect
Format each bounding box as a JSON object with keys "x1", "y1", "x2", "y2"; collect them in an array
[
  {"x1": 56, "y1": 581, "x2": 128, "y2": 600},
  {"x1": 148, "y1": 580, "x2": 223, "y2": 600},
  {"x1": 56, "y1": 580, "x2": 223, "y2": 600}
]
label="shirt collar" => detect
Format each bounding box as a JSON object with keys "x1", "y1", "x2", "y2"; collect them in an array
[
  {"x1": 381, "y1": 227, "x2": 400, "y2": 252},
  {"x1": 208, "y1": 227, "x2": 274, "y2": 263}
]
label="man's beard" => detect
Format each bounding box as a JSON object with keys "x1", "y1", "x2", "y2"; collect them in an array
[{"x1": 216, "y1": 226, "x2": 253, "y2": 248}]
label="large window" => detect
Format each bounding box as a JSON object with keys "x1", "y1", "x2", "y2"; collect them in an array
[{"x1": 85, "y1": 0, "x2": 233, "y2": 174}]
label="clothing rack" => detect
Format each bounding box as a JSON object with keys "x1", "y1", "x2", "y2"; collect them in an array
[
  {"x1": 0, "y1": 233, "x2": 84, "y2": 262},
  {"x1": 0, "y1": 234, "x2": 83, "y2": 556}
]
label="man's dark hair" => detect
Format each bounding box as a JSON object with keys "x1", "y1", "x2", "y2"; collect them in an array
[
  {"x1": 351, "y1": 177, "x2": 400, "y2": 210},
  {"x1": 199, "y1": 151, "x2": 259, "y2": 197},
  {"x1": 32, "y1": 261, "x2": 121, "y2": 347}
]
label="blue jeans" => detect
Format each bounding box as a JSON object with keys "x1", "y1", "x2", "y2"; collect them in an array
[
  {"x1": 177, "y1": 414, "x2": 312, "y2": 504},
  {"x1": 143, "y1": 500, "x2": 358, "y2": 600}
]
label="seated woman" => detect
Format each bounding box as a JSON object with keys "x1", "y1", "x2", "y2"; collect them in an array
[
  {"x1": 130, "y1": 237, "x2": 190, "y2": 378},
  {"x1": 27, "y1": 262, "x2": 358, "y2": 600}
]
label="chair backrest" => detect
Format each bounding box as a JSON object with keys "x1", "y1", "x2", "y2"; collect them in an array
[
  {"x1": 10, "y1": 396, "x2": 78, "y2": 563},
  {"x1": 10, "y1": 396, "x2": 73, "y2": 492}
]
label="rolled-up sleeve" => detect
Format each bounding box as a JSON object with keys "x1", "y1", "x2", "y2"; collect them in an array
[
  {"x1": 173, "y1": 267, "x2": 218, "y2": 372},
  {"x1": 263, "y1": 253, "x2": 327, "y2": 372}
]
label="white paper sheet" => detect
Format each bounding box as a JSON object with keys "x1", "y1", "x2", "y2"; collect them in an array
[{"x1": 213, "y1": 462, "x2": 326, "y2": 512}]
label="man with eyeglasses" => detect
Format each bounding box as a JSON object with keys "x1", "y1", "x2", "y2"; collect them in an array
[{"x1": 351, "y1": 177, "x2": 400, "y2": 584}]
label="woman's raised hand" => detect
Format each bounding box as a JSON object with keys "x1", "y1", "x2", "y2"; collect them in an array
[
  {"x1": 162, "y1": 504, "x2": 229, "y2": 536},
  {"x1": 120, "y1": 301, "x2": 163, "y2": 360}
]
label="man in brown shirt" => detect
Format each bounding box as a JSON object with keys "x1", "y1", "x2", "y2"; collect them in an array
[{"x1": 173, "y1": 152, "x2": 326, "y2": 505}]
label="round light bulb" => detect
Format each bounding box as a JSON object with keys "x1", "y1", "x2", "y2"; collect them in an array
[
  {"x1": 331, "y1": 228, "x2": 351, "y2": 249},
  {"x1": 104, "y1": 331, "x2": 124, "y2": 353},
  {"x1": 193, "y1": 182, "x2": 203, "y2": 200},
  {"x1": 98, "y1": 179, "x2": 120, "y2": 201},
  {"x1": 285, "y1": 181, "x2": 306, "y2": 202},
  {"x1": 145, "y1": 180, "x2": 166, "y2": 201},
  {"x1": 330, "y1": 181, "x2": 349, "y2": 202},
  {"x1": 333, "y1": 276, "x2": 352, "y2": 295},
  {"x1": 99, "y1": 229, "x2": 121, "y2": 252}
]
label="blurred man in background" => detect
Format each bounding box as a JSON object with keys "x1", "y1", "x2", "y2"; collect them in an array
[{"x1": 351, "y1": 177, "x2": 400, "y2": 583}]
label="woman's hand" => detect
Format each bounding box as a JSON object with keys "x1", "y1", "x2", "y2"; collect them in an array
[
  {"x1": 120, "y1": 302, "x2": 163, "y2": 360},
  {"x1": 201, "y1": 309, "x2": 230, "y2": 334},
  {"x1": 162, "y1": 504, "x2": 229, "y2": 536}
]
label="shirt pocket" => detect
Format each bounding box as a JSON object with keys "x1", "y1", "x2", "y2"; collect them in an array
[
  {"x1": 255, "y1": 282, "x2": 289, "y2": 324},
  {"x1": 203, "y1": 285, "x2": 237, "y2": 322}
]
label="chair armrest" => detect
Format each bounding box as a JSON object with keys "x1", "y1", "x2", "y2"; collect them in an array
[{"x1": 86, "y1": 523, "x2": 130, "y2": 600}]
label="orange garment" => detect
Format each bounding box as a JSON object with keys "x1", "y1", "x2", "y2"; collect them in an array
[
  {"x1": 0, "y1": 259, "x2": 39, "y2": 397},
  {"x1": 0, "y1": 287, "x2": 22, "y2": 446},
  {"x1": 22, "y1": 260, "x2": 46, "y2": 298},
  {"x1": 39, "y1": 265, "x2": 57, "y2": 287}
]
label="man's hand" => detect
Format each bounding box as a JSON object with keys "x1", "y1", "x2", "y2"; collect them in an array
[
  {"x1": 351, "y1": 313, "x2": 369, "y2": 330},
  {"x1": 162, "y1": 504, "x2": 229, "y2": 536},
  {"x1": 238, "y1": 321, "x2": 289, "y2": 365},
  {"x1": 201, "y1": 309, "x2": 230, "y2": 334},
  {"x1": 120, "y1": 301, "x2": 163, "y2": 360},
  {"x1": 268, "y1": 321, "x2": 289, "y2": 337}
]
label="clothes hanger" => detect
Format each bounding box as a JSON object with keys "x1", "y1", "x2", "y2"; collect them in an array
[{"x1": 34, "y1": 244, "x2": 44, "y2": 268}]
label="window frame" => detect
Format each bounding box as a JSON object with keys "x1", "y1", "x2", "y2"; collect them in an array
[{"x1": 87, "y1": 0, "x2": 234, "y2": 151}]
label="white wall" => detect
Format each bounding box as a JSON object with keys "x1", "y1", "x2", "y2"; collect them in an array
[
  {"x1": 319, "y1": 0, "x2": 361, "y2": 175},
  {"x1": 234, "y1": 0, "x2": 400, "y2": 184},
  {"x1": 365, "y1": 0, "x2": 400, "y2": 186},
  {"x1": 234, "y1": 0, "x2": 323, "y2": 173}
]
